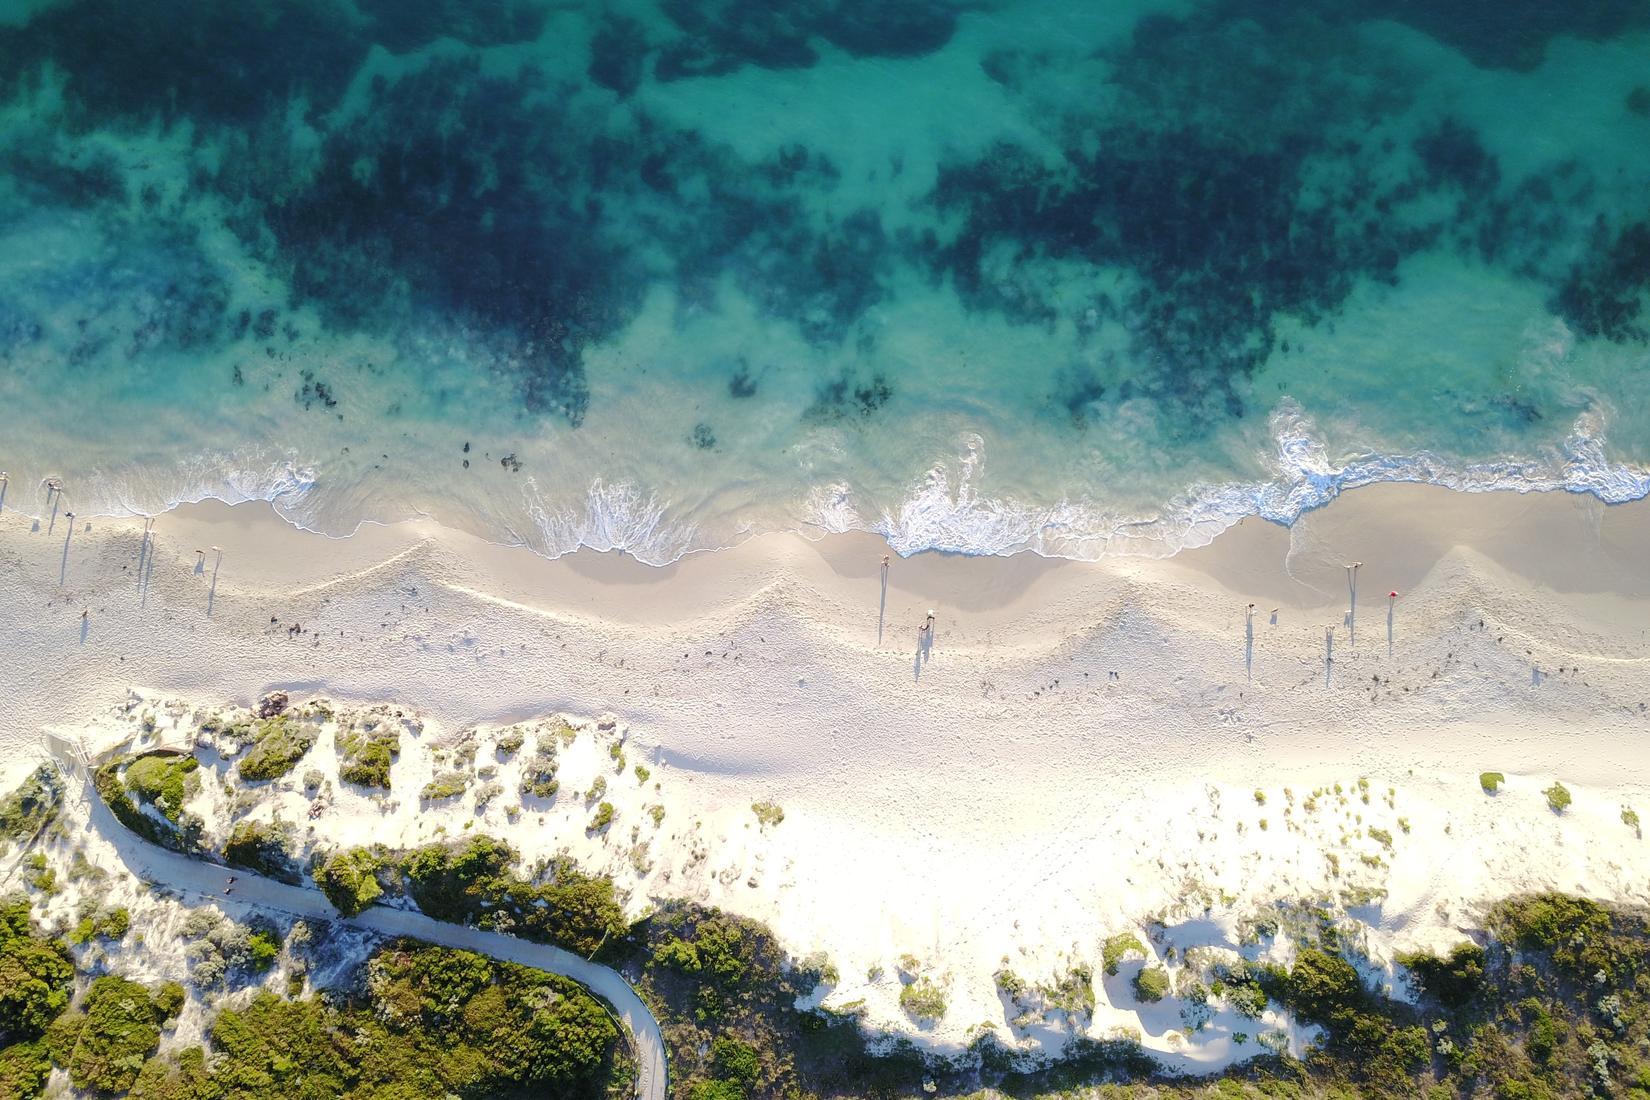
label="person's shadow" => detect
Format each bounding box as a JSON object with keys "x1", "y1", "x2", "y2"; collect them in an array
[
  {"x1": 878, "y1": 564, "x2": 888, "y2": 645},
  {"x1": 913, "y1": 623, "x2": 934, "y2": 680}
]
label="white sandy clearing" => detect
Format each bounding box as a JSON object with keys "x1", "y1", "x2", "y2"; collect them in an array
[{"x1": 1, "y1": 483, "x2": 1648, "y2": 1071}]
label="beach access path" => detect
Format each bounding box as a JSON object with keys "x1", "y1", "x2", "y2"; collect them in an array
[{"x1": 44, "y1": 734, "x2": 667, "y2": 1100}]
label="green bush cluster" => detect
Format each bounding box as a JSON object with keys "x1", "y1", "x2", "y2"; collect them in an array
[
  {"x1": 237, "y1": 716, "x2": 317, "y2": 782},
  {"x1": 1544, "y1": 781, "x2": 1572, "y2": 813},
  {"x1": 223, "y1": 820, "x2": 300, "y2": 884},
  {"x1": 315, "y1": 847, "x2": 386, "y2": 917},
  {"x1": 95, "y1": 757, "x2": 200, "y2": 851},
  {"x1": 335, "y1": 723, "x2": 399, "y2": 789},
  {"x1": 420, "y1": 772, "x2": 469, "y2": 801},
  {"x1": 1398, "y1": 941, "x2": 1486, "y2": 1008},
  {"x1": 1481, "y1": 771, "x2": 1505, "y2": 792},
  {"x1": 1132, "y1": 966, "x2": 1169, "y2": 1003},
  {"x1": 45, "y1": 975, "x2": 173, "y2": 1093},
  {"x1": 1102, "y1": 932, "x2": 1147, "y2": 976},
  {"x1": 519, "y1": 736, "x2": 560, "y2": 800},
  {"x1": 124, "y1": 754, "x2": 200, "y2": 826},
  {"x1": 0, "y1": 767, "x2": 61, "y2": 843},
  {"x1": 131, "y1": 939, "x2": 622, "y2": 1099},
  {"x1": 0, "y1": 897, "x2": 73, "y2": 1043},
  {"x1": 399, "y1": 835, "x2": 626, "y2": 957},
  {"x1": 898, "y1": 977, "x2": 947, "y2": 1023},
  {"x1": 751, "y1": 801, "x2": 784, "y2": 828}
]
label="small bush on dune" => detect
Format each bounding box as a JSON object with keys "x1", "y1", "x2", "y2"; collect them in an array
[
  {"x1": 1544, "y1": 782, "x2": 1571, "y2": 813},
  {"x1": 237, "y1": 717, "x2": 317, "y2": 782},
  {"x1": 1480, "y1": 772, "x2": 1504, "y2": 793},
  {"x1": 1398, "y1": 942, "x2": 1486, "y2": 1008},
  {"x1": 336, "y1": 724, "x2": 399, "y2": 789},
  {"x1": 223, "y1": 820, "x2": 300, "y2": 884},
  {"x1": 751, "y1": 801, "x2": 784, "y2": 828},
  {"x1": 899, "y1": 977, "x2": 946, "y2": 1023},
  {"x1": 421, "y1": 773, "x2": 469, "y2": 802},
  {"x1": 124, "y1": 755, "x2": 199, "y2": 825},
  {"x1": 1103, "y1": 932, "x2": 1147, "y2": 976},
  {"x1": 315, "y1": 847, "x2": 385, "y2": 917},
  {"x1": 0, "y1": 767, "x2": 62, "y2": 842},
  {"x1": 1132, "y1": 966, "x2": 1170, "y2": 1003}
]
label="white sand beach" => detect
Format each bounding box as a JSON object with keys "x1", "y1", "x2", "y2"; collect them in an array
[{"x1": 3, "y1": 484, "x2": 1648, "y2": 1069}]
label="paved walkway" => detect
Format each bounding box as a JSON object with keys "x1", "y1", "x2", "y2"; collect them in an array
[{"x1": 45, "y1": 736, "x2": 667, "y2": 1100}]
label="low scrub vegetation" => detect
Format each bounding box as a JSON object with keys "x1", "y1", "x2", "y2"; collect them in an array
[
  {"x1": 223, "y1": 820, "x2": 300, "y2": 884},
  {"x1": 315, "y1": 847, "x2": 386, "y2": 917},
  {"x1": 237, "y1": 716, "x2": 317, "y2": 782},
  {"x1": 0, "y1": 767, "x2": 60, "y2": 843},
  {"x1": 335, "y1": 722, "x2": 399, "y2": 789}
]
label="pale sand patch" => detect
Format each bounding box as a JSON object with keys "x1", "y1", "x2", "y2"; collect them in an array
[{"x1": 3, "y1": 483, "x2": 1648, "y2": 1069}]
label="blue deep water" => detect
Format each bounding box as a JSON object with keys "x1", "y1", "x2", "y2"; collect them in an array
[{"x1": 0, "y1": 0, "x2": 1648, "y2": 560}]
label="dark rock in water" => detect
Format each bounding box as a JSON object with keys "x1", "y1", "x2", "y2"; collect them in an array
[
  {"x1": 1552, "y1": 220, "x2": 1650, "y2": 343},
  {"x1": 1354, "y1": 0, "x2": 1650, "y2": 72},
  {"x1": 1629, "y1": 86, "x2": 1650, "y2": 118},
  {"x1": 729, "y1": 365, "x2": 758, "y2": 399},
  {"x1": 355, "y1": 0, "x2": 549, "y2": 52},
  {"x1": 256, "y1": 692, "x2": 289, "y2": 718},
  {"x1": 653, "y1": 0, "x2": 960, "y2": 83},
  {"x1": 588, "y1": 13, "x2": 648, "y2": 98},
  {"x1": 0, "y1": 0, "x2": 370, "y2": 126},
  {"x1": 691, "y1": 423, "x2": 717, "y2": 449}
]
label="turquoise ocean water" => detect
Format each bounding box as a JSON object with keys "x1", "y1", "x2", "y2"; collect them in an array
[{"x1": 1, "y1": 0, "x2": 1648, "y2": 562}]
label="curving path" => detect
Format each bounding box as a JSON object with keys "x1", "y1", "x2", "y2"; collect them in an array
[{"x1": 44, "y1": 737, "x2": 667, "y2": 1100}]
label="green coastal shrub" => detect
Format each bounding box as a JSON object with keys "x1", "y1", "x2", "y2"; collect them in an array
[
  {"x1": 1544, "y1": 782, "x2": 1571, "y2": 813},
  {"x1": 519, "y1": 736, "x2": 560, "y2": 800},
  {"x1": 336, "y1": 724, "x2": 399, "y2": 789},
  {"x1": 1132, "y1": 967, "x2": 1170, "y2": 1003},
  {"x1": 316, "y1": 847, "x2": 385, "y2": 917},
  {"x1": 0, "y1": 896, "x2": 73, "y2": 1040},
  {"x1": 399, "y1": 835, "x2": 625, "y2": 956},
  {"x1": 124, "y1": 754, "x2": 199, "y2": 825},
  {"x1": 1480, "y1": 772, "x2": 1504, "y2": 793},
  {"x1": 129, "y1": 940, "x2": 621, "y2": 1099},
  {"x1": 1103, "y1": 932, "x2": 1147, "y2": 976},
  {"x1": 421, "y1": 772, "x2": 469, "y2": 801},
  {"x1": 899, "y1": 977, "x2": 946, "y2": 1023},
  {"x1": 588, "y1": 801, "x2": 615, "y2": 833},
  {"x1": 237, "y1": 716, "x2": 317, "y2": 782},
  {"x1": 223, "y1": 820, "x2": 300, "y2": 884},
  {"x1": 1398, "y1": 942, "x2": 1486, "y2": 1008},
  {"x1": 95, "y1": 758, "x2": 200, "y2": 851},
  {"x1": 0, "y1": 767, "x2": 62, "y2": 842},
  {"x1": 751, "y1": 801, "x2": 784, "y2": 828},
  {"x1": 45, "y1": 975, "x2": 170, "y2": 1093}
]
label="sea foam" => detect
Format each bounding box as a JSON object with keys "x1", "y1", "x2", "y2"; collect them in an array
[{"x1": 816, "y1": 400, "x2": 1650, "y2": 563}]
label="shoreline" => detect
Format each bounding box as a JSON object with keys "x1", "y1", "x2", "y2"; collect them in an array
[
  {"x1": 4, "y1": 482, "x2": 1648, "y2": 1066},
  {"x1": 3, "y1": 399, "x2": 1648, "y2": 568}
]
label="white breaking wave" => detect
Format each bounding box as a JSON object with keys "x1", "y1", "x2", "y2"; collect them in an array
[
  {"x1": 517, "y1": 478, "x2": 705, "y2": 564},
  {"x1": 10, "y1": 402, "x2": 1649, "y2": 567},
  {"x1": 5, "y1": 449, "x2": 318, "y2": 524},
  {"x1": 808, "y1": 400, "x2": 1650, "y2": 562}
]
